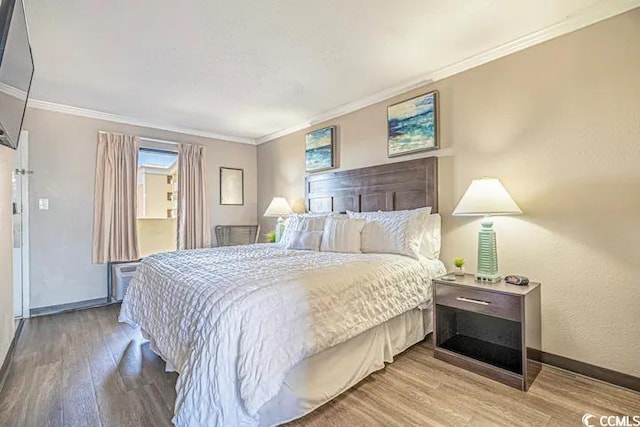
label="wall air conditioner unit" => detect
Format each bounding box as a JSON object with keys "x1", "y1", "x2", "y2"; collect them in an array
[{"x1": 109, "y1": 261, "x2": 140, "y2": 302}]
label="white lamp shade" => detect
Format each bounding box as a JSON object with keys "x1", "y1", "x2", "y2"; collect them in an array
[
  {"x1": 453, "y1": 178, "x2": 522, "y2": 216},
  {"x1": 263, "y1": 197, "x2": 292, "y2": 217}
]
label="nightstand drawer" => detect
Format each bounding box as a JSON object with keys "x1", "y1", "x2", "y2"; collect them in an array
[{"x1": 435, "y1": 283, "x2": 521, "y2": 322}]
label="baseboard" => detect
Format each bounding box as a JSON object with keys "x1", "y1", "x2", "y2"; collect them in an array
[
  {"x1": 529, "y1": 349, "x2": 640, "y2": 393},
  {"x1": 30, "y1": 297, "x2": 111, "y2": 317},
  {"x1": 0, "y1": 319, "x2": 24, "y2": 393}
]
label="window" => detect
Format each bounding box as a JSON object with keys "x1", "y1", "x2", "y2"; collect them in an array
[{"x1": 137, "y1": 147, "x2": 178, "y2": 256}]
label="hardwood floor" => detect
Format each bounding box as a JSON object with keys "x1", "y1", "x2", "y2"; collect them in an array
[{"x1": 0, "y1": 305, "x2": 638, "y2": 426}]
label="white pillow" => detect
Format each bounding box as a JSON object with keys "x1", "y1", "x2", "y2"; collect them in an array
[
  {"x1": 320, "y1": 217, "x2": 366, "y2": 253},
  {"x1": 281, "y1": 213, "x2": 328, "y2": 246},
  {"x1": 347, "y1": 207, "x2": 432, "y2": 259},
  {"x1": 286, "y1": 230, "x2": 323, "y2": 251},
  {"x1": 419, "y1": 213, "x2": 441, "y2": 260}
]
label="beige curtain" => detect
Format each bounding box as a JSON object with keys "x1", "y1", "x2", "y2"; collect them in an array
[
  {"x1": 178, "y1": 143, "x2": 211, "y2": 250},
  {"x1": 92, "y1": 131, "x2": 140, "y2": 263}
]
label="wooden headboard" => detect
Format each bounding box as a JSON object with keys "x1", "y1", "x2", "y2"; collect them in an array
[{"x1": 305, "y1": 157, "x2": 438, "y2": 213}]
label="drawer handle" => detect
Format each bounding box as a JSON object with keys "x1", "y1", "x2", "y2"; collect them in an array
[{"x1": 456, "y1": 297, "x2": 490, "y2": 306}]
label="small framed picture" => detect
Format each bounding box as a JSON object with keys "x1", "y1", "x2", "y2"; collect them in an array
[
  {"x1": 306, "y1": 126, "x2": 336, "y2": 173},
  {"x1": 387, "y1": 91, "x2": 439, "y2": 157},
  {"x1": 220, "y1": 167, "x2": 244, "y2": 205}
]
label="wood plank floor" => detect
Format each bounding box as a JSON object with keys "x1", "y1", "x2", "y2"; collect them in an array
[{"x1": 0, "y1": 305, "x2": 638, "y2": 426}]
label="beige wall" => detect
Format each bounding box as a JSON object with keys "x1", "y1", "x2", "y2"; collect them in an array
[
  {"x1": 21, "y1": 107, "x2": 258, "y2": 309},
  {"x1": 257, "y1": 10, "x2": 640, "y2": 376},
  {"x1": 0, "y1": 145, "x2": 13, "y2": 366}
]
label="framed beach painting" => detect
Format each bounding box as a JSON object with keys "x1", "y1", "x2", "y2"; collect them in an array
[
  {"x1": 387, "y1": 91, "x2": 438, "y2": 157},
  {"x1": 305, "y1": 126, "x2": 336, "y2": 173}
]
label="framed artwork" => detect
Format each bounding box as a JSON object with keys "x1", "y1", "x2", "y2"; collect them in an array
[
  {"x1": 305, "y1": 126, "x2": 336, "y2": 173},
  {"x1": 387, "y1": 90, "x2": 438, "y2": 157},
  {"x1": 219, "y1": 167, "x2": 244, "y2": 205}
]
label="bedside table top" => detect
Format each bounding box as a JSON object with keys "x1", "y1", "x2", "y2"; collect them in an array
[{"x1": 433, "y1": 273, "x2": 540, "y2": 296}]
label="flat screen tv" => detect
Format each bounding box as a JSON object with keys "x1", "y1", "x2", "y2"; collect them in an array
[{"x1": 0, "y1": 0, "x2": 33, "y2": 150}]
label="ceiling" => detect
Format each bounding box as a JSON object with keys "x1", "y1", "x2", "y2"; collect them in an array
[{"x1": 20, "y1": 0, "x2": 635, "y2": 143}]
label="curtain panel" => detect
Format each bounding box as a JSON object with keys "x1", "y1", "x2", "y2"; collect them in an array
[
  {"x1": 178, "y1": 143, "x2": 211, "y2": 250},
  {"x1": 92, "y1": 131, "x2": 140, "y2": 263}
]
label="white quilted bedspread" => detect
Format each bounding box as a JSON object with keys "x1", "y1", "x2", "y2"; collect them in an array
[{"x1": 119, "y1": 244, "x2": 445, "y2": 426}]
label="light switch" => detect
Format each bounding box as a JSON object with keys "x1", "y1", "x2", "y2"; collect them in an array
[{"x1": 38, "y1": 198, "x2": 49, "y2": 210}]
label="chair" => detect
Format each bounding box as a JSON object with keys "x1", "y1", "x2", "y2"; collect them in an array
[{"x1": 214, "y1": 225, "x2": 260, "y2": 247}]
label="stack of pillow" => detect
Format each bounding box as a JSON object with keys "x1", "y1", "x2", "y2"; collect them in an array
[{"x1": 280, "y1": 207, "x2": 441, "y2": 260}]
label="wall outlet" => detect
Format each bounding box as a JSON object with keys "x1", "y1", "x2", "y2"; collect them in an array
[{"x1": 38, "y1": 198, "x2": 49, "y2": 210}]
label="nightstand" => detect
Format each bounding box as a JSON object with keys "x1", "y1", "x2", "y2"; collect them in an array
[{"x1": 432, "y1": 274, "x2": 541, "y2": 390}]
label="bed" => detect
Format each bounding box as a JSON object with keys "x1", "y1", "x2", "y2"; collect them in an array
[{"x1": 119, "y1": 157, "x2": 444, "y2": 426}]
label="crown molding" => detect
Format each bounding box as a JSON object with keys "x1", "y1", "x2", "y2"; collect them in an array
[
  {"x1": 255, "y1": 0, "x2": 640, "y2": 145},
  {"x1": 254, "y1": 76, "x2": 433, "y2": 144},
  {"x1": 0, "y1": 81, "x2": 27, "y2": 99},
  {"x1": 0, "y1": 82, "x2": 256, "y2": 145},
  {"x1": 26, "y1": 99, "x2": 256, "y2": 144}
]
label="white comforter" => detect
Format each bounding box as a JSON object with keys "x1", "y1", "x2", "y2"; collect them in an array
[{"x1": 119, "y1": 244, "x2": 445, "y2": 426}]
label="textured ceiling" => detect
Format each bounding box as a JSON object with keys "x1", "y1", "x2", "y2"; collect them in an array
[{"x1": 21, "y1": 0, "x2": 623, "y2": 141}]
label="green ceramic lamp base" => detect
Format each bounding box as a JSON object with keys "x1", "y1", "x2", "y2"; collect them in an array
[
  {"x1": 476, "y1": 214, "x2": 501, "y2": 283},
  {"x1": 476, "y1": 272, "x2": 502, "y2": 282},
  {"x1": 275, "y1": 217, "x2": 285, "y2": 243}
]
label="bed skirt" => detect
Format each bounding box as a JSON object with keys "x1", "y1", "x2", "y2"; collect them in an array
[
  {"x1": 142, "y1": 306, "x2": 432, "y2": 426},
  {"x1": 258, "y1": 306, "x2": 432, "y2": 426}
]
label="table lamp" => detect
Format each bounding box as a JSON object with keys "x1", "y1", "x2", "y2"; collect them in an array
[
  {"x1": 452, "y1": 178, "x2": 522, "y2": 282},
  {"x1": 263, "y1": 197, "x2": 292, "y2": 243}
]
